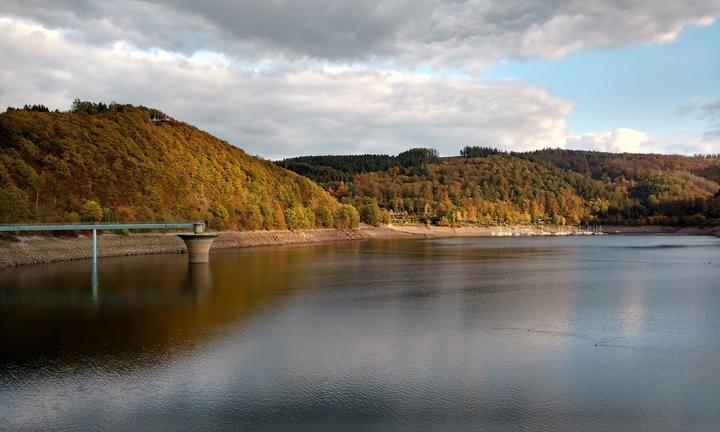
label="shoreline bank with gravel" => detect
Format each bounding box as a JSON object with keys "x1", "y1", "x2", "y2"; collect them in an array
[{"x1": 1, "y1": 223, "x2": 717, "y2": 268}]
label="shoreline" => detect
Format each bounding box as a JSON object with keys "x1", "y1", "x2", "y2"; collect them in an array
[
  {"x1": 386, "y1": 224, "x2": 593, "y2": 237},
  {"x1": 599, "y1": 225, "x2": 720, "y2": 236},
  {"x1": 0, "y1": 224, "x2": 717, "y2": 268},
  {"x1": 389, "y1": 224, "x2": 720, "y2": 237},
  {"x1": 0, "y1": 226, "x2": 413, "y2": 269}
]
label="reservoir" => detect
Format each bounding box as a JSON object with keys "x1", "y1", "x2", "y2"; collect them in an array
[{"x1": 1, "y1": 236, "x2": 719, "y2": 431}]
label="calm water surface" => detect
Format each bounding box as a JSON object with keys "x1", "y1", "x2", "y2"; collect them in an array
[{"x1": 1, "y1": 236, "x2": 719, "y2": 431}]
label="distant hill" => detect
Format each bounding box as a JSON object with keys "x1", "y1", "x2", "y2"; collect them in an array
[
  {"x1": 0, "y1": 102, "x2": 357, "y2": 229},
  {"x1": 276, "y1": 148, "x2": 440, "y2": 183},
  {"x1": 279, "y1": 147, "x2": 720, "y2": 226}
]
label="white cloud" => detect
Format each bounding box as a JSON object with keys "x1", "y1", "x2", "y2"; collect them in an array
[
  {"x1": 567, "y1": 128, "x2": 649, "y2": 153},
  {"x1": 0, "y1": 17, "x2": 576, "y2": 159},
  {"x1": 566, "y1": 128, "x2": 720, "y2": 155},
  {"x1": 1, "y1": 10, "x2": 718, "y2": 159}
]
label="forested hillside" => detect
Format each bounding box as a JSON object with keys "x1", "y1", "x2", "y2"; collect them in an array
[
  {"x1": 276, "y1": 148, "x2": 440, "y2": 183},
  {"x1": 280, "y1": 147, "x2": 720, "y2": 226},
  {"x1": 0, "y1": 103, "x2": 358, "y2": 229},
  {"x1": 4, "y1": 101, "x2": 719, "y2": 230}
]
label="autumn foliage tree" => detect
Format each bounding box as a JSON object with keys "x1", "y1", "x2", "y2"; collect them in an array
[
  {"x1": 0, "y1": 186, "x2": 31, "y2": 223},
  {"x1": 360, "y1": 202, "x2": 383, "y2": 226},
  {"x1": 80, "y1": 200, "x2": 103, "y2": 222},
  {"x1": 334, "y1": 205, "x2": 360, "y2": 229}
]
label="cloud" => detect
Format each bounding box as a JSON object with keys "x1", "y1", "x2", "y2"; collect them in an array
[
  {"x1": 700, "y1": 98, "x2": 720, "y2": 120},
  {"x1": 700, "y1": 100, "x2": 720, "y2": 142},
  {"x1": 703, "y1": 128, "x2": 720, "y2": 142},
  {"x1": 0, "y1": 11, "x2": 717, "y2": 159},
  {"x1": 1, "y1": 0, "x2": 718, "y2": 66},
  {"x1": 672, "y1": 97, "x2": 720, "y2": 145},
  {"x1": 567, "y1": 128, "x2": 649, "y2": 153},
  {"x1": 677, "y1": 96, "x2": 700, "y2": 116},
  {"x1": 565, "y1": 128, "x2": 720, "y2": 155},
  {"x1": 0, "y1": 17, "x2": 574, "y2": 159},
  {"x1": 702, "y1": 128, "x2": 720, "y2": 144}
]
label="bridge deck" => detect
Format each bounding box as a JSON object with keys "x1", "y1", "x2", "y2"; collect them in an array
[
  {"x1": 0, "y1": 223, "x2": 196, "y2": 232},
  {"x1": 0, "y1": 222, "x2": 202, "y2": 264}
]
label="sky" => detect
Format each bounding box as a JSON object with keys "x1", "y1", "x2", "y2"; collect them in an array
[{"x1": 0, "y1": 1, "x2": 718, "y2": 159}]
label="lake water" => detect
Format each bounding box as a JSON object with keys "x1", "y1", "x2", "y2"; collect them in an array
[{"x1": 1, "y1": 235, "x2": 719, "y2": 431}]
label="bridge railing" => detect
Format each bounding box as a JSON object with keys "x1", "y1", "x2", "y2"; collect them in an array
[
  {"x1": 0, "y1": 222, "x2": 199, "y2": 232},
  {"x1": 0, "y1": 222, "x2": 205, "y2": 263}
]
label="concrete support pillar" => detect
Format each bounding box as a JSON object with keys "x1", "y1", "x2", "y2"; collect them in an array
[{"x1": 178, "y1": 233, "x2": 218, "y2": 264}]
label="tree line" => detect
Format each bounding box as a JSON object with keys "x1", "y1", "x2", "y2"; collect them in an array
[
  {"x1": 279, "y1": 146, "x2": 720, "y2": 227},
  {"x1": 5, "y1": 100, "x2": 720, "y2": 230},
  {"x1": 0, "y1": 102, "x2": 359, "y2": 230}
]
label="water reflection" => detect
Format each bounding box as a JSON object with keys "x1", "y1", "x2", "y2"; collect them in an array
[
  {"x1": 92, "y1": 261, "x2": 98, "y2": 303},
  {"x1": 185, "y1": 263, "x2": 212, "y2": 299},
  {"x1": 0, "y1": 246, "x2": 320, "y2": 366},
  {"x1": 1, "y1": 236, "x2": 720, "y2": 431}
]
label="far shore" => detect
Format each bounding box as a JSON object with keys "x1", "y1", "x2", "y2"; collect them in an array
[
  {"x1": 0, "y1": 223, "x2": 718, "y2": 268},
  {"x1": 599, "y1": 225, "x2": 720, "y2": 236},
  {"x1": 390, "y1": 224, "x2": 720, "y2": 237}
]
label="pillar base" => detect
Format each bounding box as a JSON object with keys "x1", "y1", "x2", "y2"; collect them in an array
[{"x1": 178, "y1": 233, "x2": 218, "y2": 263}]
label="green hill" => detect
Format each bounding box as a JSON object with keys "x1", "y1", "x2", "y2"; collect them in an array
[
  {"x1": 279, "y1": 147, "x2": 720, "y2": 226},
  {"x1": 0, "y1": 103, "x2": 357, "y2": 229}
]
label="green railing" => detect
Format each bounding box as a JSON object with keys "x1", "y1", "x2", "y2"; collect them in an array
[
  {"x1": 0, "y1": 222, "x2": 197, "y2": 232},
  {"x1": 0, "y1": 222, "x2": 203, "y2": 263}
]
